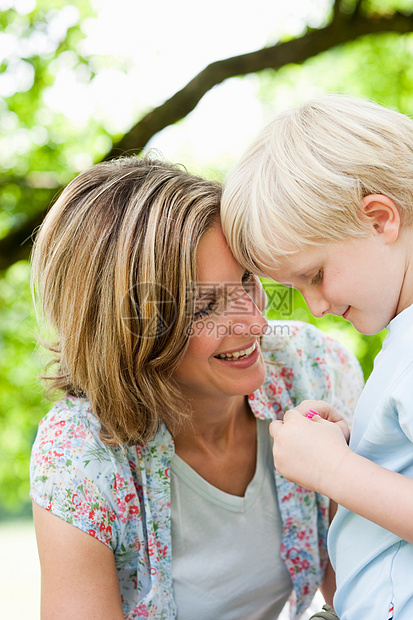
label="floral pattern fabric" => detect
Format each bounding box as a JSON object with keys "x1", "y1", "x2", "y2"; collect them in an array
[{"x1": 30, "y1": 321, "x2": 363, "y2": 619}]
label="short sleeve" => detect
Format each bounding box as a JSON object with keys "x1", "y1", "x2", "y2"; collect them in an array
[
  {"x1": 389, "y1": 362, "x2": 413, "y2": 444},
  {"x1": 30, "y1": 397, "x2": 140, "y2": 551}
]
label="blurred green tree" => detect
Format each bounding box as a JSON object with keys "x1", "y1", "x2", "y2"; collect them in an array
[{"x1": 0, "y1": 0, "x2": 410, "y2": 513}]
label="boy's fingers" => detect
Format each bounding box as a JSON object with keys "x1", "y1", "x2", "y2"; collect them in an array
[
  {"x1": 269, "y1": 420, "x2": 283, "y2": 438},
  {"x1": 284, "y1": 409, "x2": 327, "y2": 424},
  {"x1": 294, "y1": 401, "x2": 345, "y2": 425},
  {"x1": 283, "y1": 409, "x2": 309, "y2": 421},
  {"x1": 309, "y1": 414, "x2": 326, "y2": 423},
  {"x1": 270, "y1": 410, "x2": 327, "y2": 440},
  {"x1": 293, "y1": 400, "x2": 326, "y2": 414}
]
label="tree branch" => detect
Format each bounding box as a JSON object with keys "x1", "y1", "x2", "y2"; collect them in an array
[
  {"x1": 333, "y1": 0, "x2": 342, "y2": 22},
  {"x1": 1, "y1": 9, "x2": 413, "y2": 270},
  {"x1": 105, "y1": 11, "x2": 413, "y2": 159},
  {"x1": 352, "y1": 0, "x2": 364, "y2": 19}
]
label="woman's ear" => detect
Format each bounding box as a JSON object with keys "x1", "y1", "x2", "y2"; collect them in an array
[{"x1": 361, "y1": 194, "x2": 401, "y2": 242}]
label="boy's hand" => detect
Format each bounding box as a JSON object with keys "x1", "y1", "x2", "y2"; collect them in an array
[
  {"x1": 269, "y1": 408, "x2": 350, "y2": 494},
  {"x1": 292, "y1": 399, "x2": 350, "y2": 443}
]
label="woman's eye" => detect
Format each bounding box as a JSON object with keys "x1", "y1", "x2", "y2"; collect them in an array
[
  {"x1": 310, "y1": 269, "x2": 323, "y2": 285},
  {"x1": 193, "y1": 300, "x2": 217, "y2": 320}
]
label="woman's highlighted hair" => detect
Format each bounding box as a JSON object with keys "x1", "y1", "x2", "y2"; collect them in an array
[{"x1": 31, "y1": 156, "x2": 221, "y2": 445}]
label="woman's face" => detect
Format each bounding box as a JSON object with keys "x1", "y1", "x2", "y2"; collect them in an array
[{"x1": 172, "y1": 221, "x2": 268, "y2": 403}]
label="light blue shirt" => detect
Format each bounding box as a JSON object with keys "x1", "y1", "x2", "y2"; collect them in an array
[{"x1": 329, "y1": 303, "x2": 413, "y2": 620}]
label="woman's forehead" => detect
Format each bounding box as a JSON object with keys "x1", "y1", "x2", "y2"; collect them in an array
[{"x1": 196, "y1": 221, "x2": 241, "y2": 284}]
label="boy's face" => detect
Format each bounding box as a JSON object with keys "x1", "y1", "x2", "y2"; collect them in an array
[{"x1": 265, "y1": 235, "x2": 407, "y2": 335}]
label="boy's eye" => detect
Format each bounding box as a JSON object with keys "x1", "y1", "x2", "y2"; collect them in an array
[
  {"x1": 193, "y1": 299, "x2": 218, "y2": 320},
  {"x1": 242, "y1": 270, "x2": 256, "y2": 294},
  {"x1": 310, "y1": 269, "x2": 323, "y2": 285},
  {"x1": 242, "y1": 270, "x2": 254, "y2": 286}
]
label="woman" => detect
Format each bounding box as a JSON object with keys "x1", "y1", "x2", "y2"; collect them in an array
[{"x1": 30, "y1": 155, "x2": 362, "y2": 619}]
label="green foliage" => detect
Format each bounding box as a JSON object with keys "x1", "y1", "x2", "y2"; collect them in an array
[
  {"x1": 0, "y1": 261, "x2": 49, "y2": 514},
  {"x1": 0, "y1": 0, "x2": 114, "y2": 239},
  {"x1": 363, "y1": 0, "x2": 413, "y2": 14},
  {"x1": 257, "y1": 31, "x2": 413, "y2": 116},
  {"x1": 0, "y1": 0, "x2": 143, "y2": 516}
]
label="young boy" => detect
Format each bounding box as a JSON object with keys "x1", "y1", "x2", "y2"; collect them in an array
[{"x1": 221, "y1": 95, "x2": 413, "y2": 619}]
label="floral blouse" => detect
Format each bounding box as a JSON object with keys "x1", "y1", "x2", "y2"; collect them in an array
[{"x1": 30, "y1": 321, "x2": 363, "y2": 619}]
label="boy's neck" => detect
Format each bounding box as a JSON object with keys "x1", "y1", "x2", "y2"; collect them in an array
[{"x1": 395, "y1": 225, "x2": 413, "y2": 315}]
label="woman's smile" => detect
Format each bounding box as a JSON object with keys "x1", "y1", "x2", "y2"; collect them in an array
[
  {"x1": 172, "y1": 222, "x2": 268, "y2": 400},
  {"x1": 214, "y1": 341, "x2": 260, "y2": 369}
]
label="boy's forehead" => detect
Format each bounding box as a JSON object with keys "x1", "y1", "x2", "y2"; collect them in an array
[{"x1": 264, "y1": 247, "x2": 324, "y2": 279}]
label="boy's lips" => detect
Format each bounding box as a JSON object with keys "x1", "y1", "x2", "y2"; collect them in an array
[{"x1": 343, "y1": 306, "x2": 351, "y2": 319}]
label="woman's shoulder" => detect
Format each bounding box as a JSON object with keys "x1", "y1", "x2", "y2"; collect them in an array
[
  {"x1": 30, "y1": 396, "x2": 138, "y2": 548},
  {"x1": 31, "y1": 395, "x2": 121, "y2": 469},
  {"x1": 30, "y1": 394, "x2": 151, "y2": 487},
  {"x1": 34, "y1": 394, "x2": 99, "y2": 441}
]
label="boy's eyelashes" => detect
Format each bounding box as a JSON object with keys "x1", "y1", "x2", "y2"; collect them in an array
[
  {"x1": 310, "y1": 269, "x2": 323, "y2": 285},
  {"x1": 242, "y1": 270, "x2": 254, "y2": 284}
]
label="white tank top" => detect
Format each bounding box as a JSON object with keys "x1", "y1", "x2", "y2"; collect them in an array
[{"x1": 171, "y1": 419, "x2": 292, "y2": 619}]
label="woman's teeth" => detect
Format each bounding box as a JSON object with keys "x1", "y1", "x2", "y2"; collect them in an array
[{"x1": 217, "y1": 343, "x2": 256, "y2": 360}]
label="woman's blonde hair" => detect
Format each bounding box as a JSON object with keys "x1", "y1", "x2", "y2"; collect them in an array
[
  {"x1": 32, "y1": 155, "x2": 221, "y2": 446},
  {"x1": 221, "y1": 95, "x2": 413, "y2": 272}
]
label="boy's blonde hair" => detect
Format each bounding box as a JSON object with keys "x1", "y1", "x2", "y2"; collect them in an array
[
  {"x1": 221, "y1": 95, "x2": 413, "y2": 272},
  {"x1": 32, "y1": 156, "x2": 221, "y2": 446}
]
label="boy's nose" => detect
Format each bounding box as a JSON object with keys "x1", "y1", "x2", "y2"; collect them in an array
[{"x1": 304, "y1": 292, "x2": 330, "y2": 318}]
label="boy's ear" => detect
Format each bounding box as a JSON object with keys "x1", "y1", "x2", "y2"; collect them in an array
[{"x1": 361, "y1": 194, "x2": 401, "y2": 242}]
